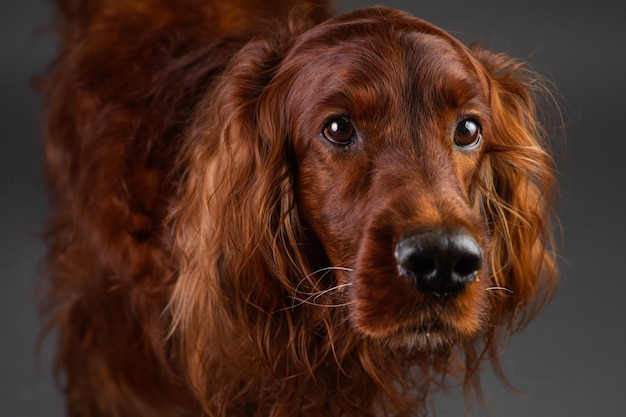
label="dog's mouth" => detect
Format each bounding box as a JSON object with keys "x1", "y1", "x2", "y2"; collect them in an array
[
  {"x1": 389, "y1": 320, "x2": 446, "y2": 350},
  {"x1": 412, "y1": 321, "x2": 445, "y2": 335},
  {"x1": 384, "y1": 319, "x2": 460, "y2": 351}
]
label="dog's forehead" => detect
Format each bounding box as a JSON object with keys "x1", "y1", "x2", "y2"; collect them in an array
[
  {"x1": 278, "y1": 11, "x2": 484, "y2": 117},
  {"x1": 283, "y1": 9, "x2": 480, "y2": 84},
  {"x1": 300, "y1": 7, "x2": 456, "y2": 44},
  {"x1": 291, "y1": 7, "x2": 467, "y2": 60}
]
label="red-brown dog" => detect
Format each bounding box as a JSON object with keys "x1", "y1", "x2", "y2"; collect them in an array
[{"x1": 40, "y1": 1, "x2": 558, "y2": 416}]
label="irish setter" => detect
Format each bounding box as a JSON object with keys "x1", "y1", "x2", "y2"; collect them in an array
[{"x1": 40, "y1": 0, "x2": 558, "y2": 416}]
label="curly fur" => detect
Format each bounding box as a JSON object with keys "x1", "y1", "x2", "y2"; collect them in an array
[{"x1": 39, "y1": 1, "x2": 558, "y2": 416}]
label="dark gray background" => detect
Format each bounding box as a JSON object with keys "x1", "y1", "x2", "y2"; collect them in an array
[{"x1": 2, "y1": 0, "x2": 624, "y2": 415}]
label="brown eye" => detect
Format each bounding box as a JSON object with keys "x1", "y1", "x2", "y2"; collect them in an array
[
  {"x1": 454, "y1": 119, "x2": 482, "y2": 148},
  {"x1": 322, "y1": 118, "x2": 355, "y2": 145}
]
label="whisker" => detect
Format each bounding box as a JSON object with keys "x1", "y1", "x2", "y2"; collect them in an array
[
  {"x1": 298, "y1": 266, "x2": 354, "y2": 284},
  {"x1": 292, "y1": 266, "x2": 353, "y2": 301},
  {"x1": 275, "y1": 267, "x2": 354, "y2": 312},
  {"x1": 311, "y1": 283, "x2": 353, "y2": 303},
  {"x1": 484, "y1": 286, "x2": 514, "y2": 294}
]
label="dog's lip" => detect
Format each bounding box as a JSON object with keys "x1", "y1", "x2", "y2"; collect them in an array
[
  {"x1": 407, "y1": 320, "x2": 446, "y2": 335},
  {"x1": 384, "y1": 320, "x2": 454, "y2": 351}
]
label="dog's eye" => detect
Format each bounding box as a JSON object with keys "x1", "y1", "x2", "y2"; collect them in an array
[
  {"x1": 454, "y1": 119, "x2": 482, "y2": 148},
  {"x1": 322, "y1": 118, "x2": 356, "y2": 145}
]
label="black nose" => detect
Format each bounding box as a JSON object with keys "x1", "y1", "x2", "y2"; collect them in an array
[{"x1": 395, "y1": 229, "x2": 483, "y2": 297}]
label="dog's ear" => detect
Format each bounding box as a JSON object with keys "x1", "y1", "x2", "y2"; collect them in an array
[
  {"x1": 169, "y1": 14, "x2": 321, "y2": 349},
  {"x1": 469, "y1": 45, "x2": 559, "y2": 339}
]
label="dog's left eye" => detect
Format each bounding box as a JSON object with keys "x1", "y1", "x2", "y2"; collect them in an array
[
  {"x1": 454, "y1": 119, "x2": 482, "y2": 148},
  {"x1": 322, "y1": 118, "x2": 356, "y2": 145}
]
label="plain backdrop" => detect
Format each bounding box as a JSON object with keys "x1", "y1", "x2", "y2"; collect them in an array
[{"x1": 2, "y1": 0, "x2": 625, "y2": 416}]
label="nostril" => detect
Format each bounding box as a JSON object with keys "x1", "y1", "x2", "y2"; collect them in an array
[
  {"x1": 395, "y1": 229, "x2": 482, "y2": 296},
  {"x1": 403, "y1": 256, "x2": 437, "y2": 278},
  {"x1": 450, "y1": 234, "x2": 483, "y2": 281},
  {"x1": 453, "y1": 257, "x2": 481, "y2": 278}
]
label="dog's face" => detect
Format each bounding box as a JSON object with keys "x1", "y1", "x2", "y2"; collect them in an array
[
  {"x1": 188, "y1": 7, "x2": 553, "y2": 362},
  {"x1": 270, "y1": 11, "x2": 494, "y2": 350}
]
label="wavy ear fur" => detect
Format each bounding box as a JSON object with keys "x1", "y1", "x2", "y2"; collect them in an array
[
  {"x1": 468, "y1": 44, "x2": 559, "y2": 389},
  {"x1": 167, "y1": 13, "x2": 338, "y2": 414}
]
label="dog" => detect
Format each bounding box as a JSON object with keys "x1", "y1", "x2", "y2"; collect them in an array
[{"x1": 39, "y1": 0, "x2": 558, "y2": 416}]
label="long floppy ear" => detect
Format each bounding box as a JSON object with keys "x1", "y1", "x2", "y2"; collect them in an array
[
  {"x1": 469, "y1": 44, "x2": 559, "y2": 371},
  {"x1": 166, "y1": 12, "x2": 332, "y2": 407}
]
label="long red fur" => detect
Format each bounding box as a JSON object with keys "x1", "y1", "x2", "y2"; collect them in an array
[{"x1": 39, "y1": 1, "x2": 559, "y2": 416}]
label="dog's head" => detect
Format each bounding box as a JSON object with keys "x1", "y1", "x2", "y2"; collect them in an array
[{"x1": 172, "y1": 4, "x2": 557, "y2": 399}]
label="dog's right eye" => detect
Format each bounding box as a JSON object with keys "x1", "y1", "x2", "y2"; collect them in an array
[
  {"x1": 322, "y1": 118, "x2": 356, "y2": 145},
  {"x1": 454, "y1": 119, "x2": 482, "y2": 149}
]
